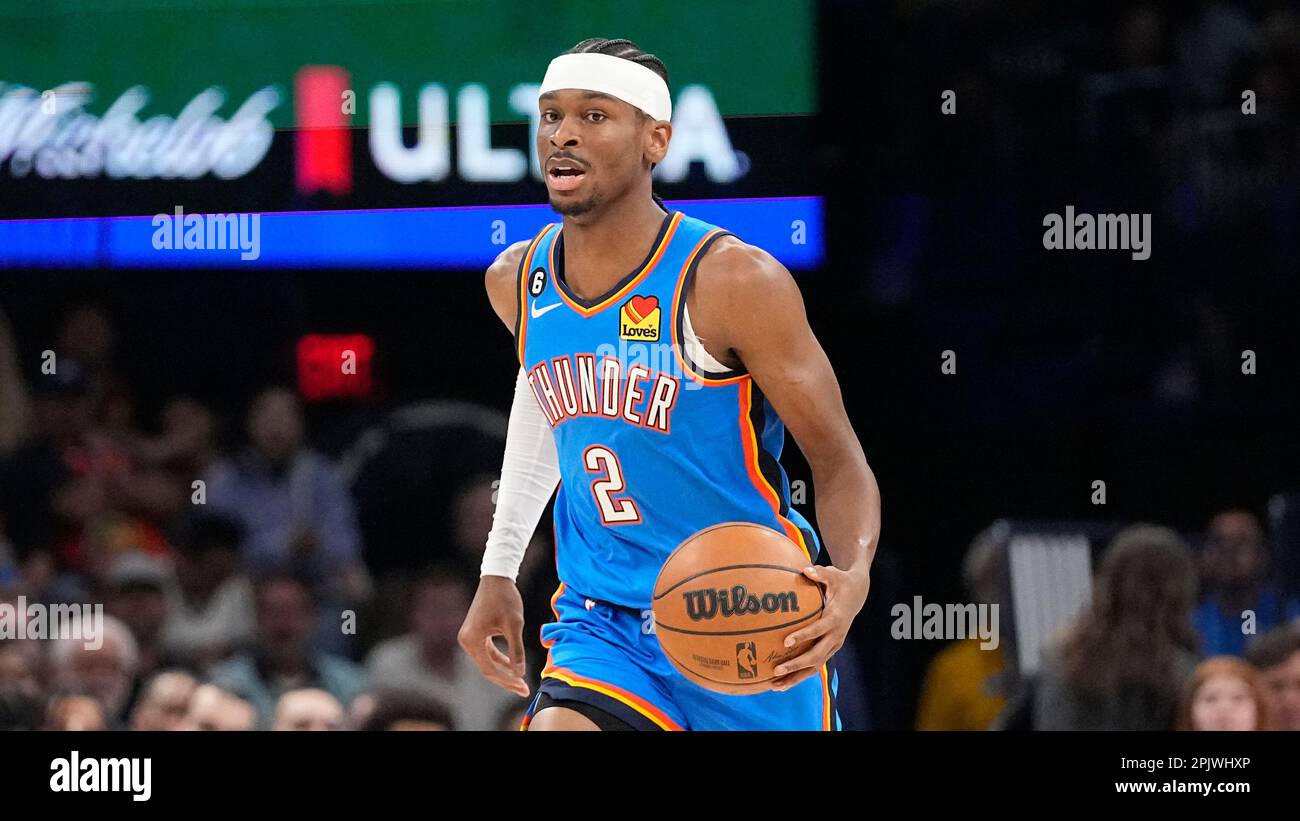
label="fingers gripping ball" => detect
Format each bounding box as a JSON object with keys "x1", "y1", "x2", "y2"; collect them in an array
[{"x1": 652, "y1": 522, "x2": 824, "y2": 694}]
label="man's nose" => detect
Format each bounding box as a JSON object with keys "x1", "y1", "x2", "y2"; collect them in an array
[{"x1": 549, "y1": 117, "x2": 580, "y2": 148}]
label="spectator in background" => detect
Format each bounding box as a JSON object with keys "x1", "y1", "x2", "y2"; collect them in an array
[
  {"x1": 358, "y1": 689, "x2": 455, "y2": 731},
  {"x1": 128, "y1": 396, "x2": 221, "y2": 482},
  {"x1": 0, "y1": 685, "x2": 43, "y2": 730},
  {"x1": 366, "y1": 569, "x2": 521, "y2": 730},
  {"x1": 1245, "y1": 622, "x2": 1300, "y2": 731},
  {"x1": 104, "y1": 551, "x2": 175, "y2": 681},
  {"x1": 0, "y1": 638, "x2": 43, "y2": 699},
  {"x1": 55, "y1": 303, "x2": 133, "y2": 440},
  {"x1": 916, "y1": 523, "x2": 1011, "y2": 730},
  {"x1": 0, "y1": 307, "x2": 31, "y2": 456},
  {"x1": 129, "y1": 670, "x2": 198, "y2": 731},
  {"x1": 49, "y1": 614, "x2": 140, "y2": 728},
  {"x1": 1194, "y1": 509, "x2": 1300, "y2": 657},
  {"x1": 163, "y1": 511, "x2": 255, "y2": 669},
  {"x1": 0, "y1": 356, "x2": 180, "y2": 589},
  {"x1": 204, "y1": 387, "x2": 370, "y2": 653},
  {"x1": 1175, "y1": 656, "x2": 1270, "y2": 731},
  {"x1": 272, "y1": 687, "x2": 345, "y2": 730},
  {"x1": 44, "y1": 694, "x2": 107, "y2": 731},
  {"x1": 1023, "y1": 524, "x2": 1200, "y2": 731},
  {"x1": 179, "y1": 683, "x2": 256, "y2": 731},
  {"x1": 207, "y1": 575, "x2": 364, "y2": 727}
]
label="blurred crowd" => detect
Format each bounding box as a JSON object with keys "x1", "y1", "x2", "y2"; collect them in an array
[
  {"x1": 0, "y1": 303, "x2": 550, "y2": 731},
  {"x1": 916, "y1": 512, "x2": 1300, "y2": 731},
  {"x1": 3, "y1": 301, "x2": 1297, "y2": 733}
]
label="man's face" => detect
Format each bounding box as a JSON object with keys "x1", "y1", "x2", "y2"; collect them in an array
[
  {"x1": 181, "y1": 685, "x2": 256, "y2": 731},
  {"x1": 257, "y1": 580, "x2": 315, "y2": 657},
  {"x1": 273, "y1": 689, "x2": 345, "y2": 731},
  {"x1": 1202, "y1": 511, "x2": 1266, "y2": 587},
  {"x1": 108, "y1": 584, "x2": 169, "y2": 643},
  {"x1": 412, "y1": 582, "x2": 469, "y2": 655},
  {"x1": 131, "y1": 672, "x2": 197, "y2": 731},
  {"x1": 1261, "y1": 651, "x2": 1300, "y2": 731},
  {"x1": 537, "y1": 89, "x2": 664, "y2": 217},
  {"x1": 59, "y1": 639, "x2": 134, "y2": 717},
  {"x1": 248, "y1": 390, "x2": 303, "y2": 464}
]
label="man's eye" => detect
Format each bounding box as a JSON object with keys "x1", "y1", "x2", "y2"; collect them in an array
[
  {"x1": 542, "y1": 111, "x2": 559, "y2": 123},
  {"x1": 587, "y1": 112, "x2": 606, "y2": 122}
]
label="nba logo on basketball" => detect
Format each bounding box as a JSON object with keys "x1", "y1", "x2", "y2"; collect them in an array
[
  {"x1": 735, "y1": 642, "x2": 758, "y2": 679},
  {"x1": 619, "y1": 294, "x2": 660, "y2": 341}
]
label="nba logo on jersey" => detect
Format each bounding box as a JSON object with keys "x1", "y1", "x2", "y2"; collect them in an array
[{"x1": 619, "y1": 295, "x2": 660, "y2": 341}]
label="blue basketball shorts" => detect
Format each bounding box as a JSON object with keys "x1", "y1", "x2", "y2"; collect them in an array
[{"x1": 520, "y1": 582, "x2": 842, "y2": 731}]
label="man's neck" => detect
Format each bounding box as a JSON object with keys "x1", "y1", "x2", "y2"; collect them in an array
[{"x1": 560, "y1": 195, "x2": 668, "y2": 301}]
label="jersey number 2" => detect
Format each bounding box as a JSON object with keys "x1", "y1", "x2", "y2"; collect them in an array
[{"x1": 583, "y1": 445, "x2": 641, "y2": 525}]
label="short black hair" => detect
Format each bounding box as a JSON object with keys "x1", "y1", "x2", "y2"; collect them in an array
[
  {"x1": 360, "y1": 689, "x2": 457, "y2": 731},
  {"x1": 561, "y1": 38, "x2": 671, "y2": 214},
  {"x1": 563, "y1": 38, "x2": 668, "y2": 89},
  {"x1": 1246, "y1": 622, "x2": 1300, "y2": 670},
  {"x1": 170, "y1": 510, "x2": 245, "y2": 556}
]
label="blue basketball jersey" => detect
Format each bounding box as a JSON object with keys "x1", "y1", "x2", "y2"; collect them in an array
[{"x1": 515, "y1": 209, "x2": 821, "y2": 609}]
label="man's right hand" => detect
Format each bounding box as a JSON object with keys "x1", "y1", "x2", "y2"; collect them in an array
[{"x1": 458, "y1": 575, "x2": 530, "y2": 698}]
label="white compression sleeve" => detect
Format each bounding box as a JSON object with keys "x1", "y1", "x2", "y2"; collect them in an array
[{"x1": 480, "y1": 366, "x2": 560, "y2": 581}]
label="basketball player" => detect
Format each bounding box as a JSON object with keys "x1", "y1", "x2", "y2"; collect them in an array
[{"x1": 458, "y1": 38, "x2": 881, "y2": 730}]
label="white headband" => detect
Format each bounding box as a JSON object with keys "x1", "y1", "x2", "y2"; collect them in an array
[{"x1": 538, "y1": 52, "x2": 671, "y2": 122}]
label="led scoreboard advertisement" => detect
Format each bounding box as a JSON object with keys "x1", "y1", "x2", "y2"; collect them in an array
[{"x1": 0, "y1": 0, "x2": 819, "y2": 270}]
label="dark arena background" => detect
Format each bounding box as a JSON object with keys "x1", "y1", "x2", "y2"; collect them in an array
[{"x1": 1, "y1": 0, "x2": 1298, "y2": 799}]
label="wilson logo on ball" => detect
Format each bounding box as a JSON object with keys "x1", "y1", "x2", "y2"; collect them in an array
[{"x1": 681, "y1": 584, "x2": 800, "y2": 621}]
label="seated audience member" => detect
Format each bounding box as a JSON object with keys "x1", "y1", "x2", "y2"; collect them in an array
[
  {"x1": 104, "y1": 550, "x2": 175, "y2": 679},
  {"x1": 180, "y1": 683, "x2": 257, "y2": 731},
  {"x1": 129, "y1": 670, "x2": 198, "y2": 731},
  {"x1": 1176, "y1": 656, "x2": 1271, "y2": 730},
  {"x1": 207, "y1": 575, "x2": 364, "y2": 727},
  {"x1": 917, "y1": 524, "x2": 1011, "y2": 730},
  {"x1": 0, "y1": 685, "x2": 43, "y2": 730},
  {"x1": 44, "y1": 693, "x2": 107, "y2": 731},
  {"x1": 366, "y1": 569, "x2": 522, "y2": 731},
  {"x1": 203, "y1": 387, "x2": 368, "y2": 603},
  {"x1": 0, "y1": 638, "x2": 42, "y2": 698},
  {"x1": 359, "y1": 689, "x2": 456, "y2": 731},
  {"x1": 164, "y1": 511, "x2": 255, "y2": 668},
  {"x1": 272, "y1": 687, "x2": 345, "y2": 731},
  {"x1": 48, "y1": 614, "x2": 140, "y2": 728},
  {"x1": 1194, "y1": 510, "x2": 1300, "y2": 656},
  {"x1": 1022, "y1": 524, "x2": 1200, "y2": 730},
  {"x1": 1245, "y1": 622, "x2": 1300, "y2": 731}
]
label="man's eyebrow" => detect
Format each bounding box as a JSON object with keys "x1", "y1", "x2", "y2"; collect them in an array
[{"x1": 538, "y1": 90, "x2": 622, "y2": 105}]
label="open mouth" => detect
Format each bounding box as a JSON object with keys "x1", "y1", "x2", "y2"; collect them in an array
[{"x1": 547, "y1": 164, "x2": 586, "y2": 192}]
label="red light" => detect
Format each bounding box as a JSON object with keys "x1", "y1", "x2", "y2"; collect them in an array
[{"x1": 297, "y1": 334, "x2": 375, "y2": 401}]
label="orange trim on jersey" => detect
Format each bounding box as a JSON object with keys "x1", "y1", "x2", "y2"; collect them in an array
[
  {"x1": 551, "y1": 211, "x2": 683, "y2": 317},
  {"x1": 540, "y1": 663, "x2": 684, "y2": 731},
  {"x1": 738, "y1": 381, "x2": 813, "y2": 561},
  {"x1": 670, "y1": 227, "x2": 749, "y2": 386},
  {"x1": 516, "y1": 224, "x2": 555, "y2": 366},
  {"x1": 820, "y1": 663, "x2": 833, "y2": 731},
  {"x1": 539, "y1": 582, "x2": 565, "y2": 649}
]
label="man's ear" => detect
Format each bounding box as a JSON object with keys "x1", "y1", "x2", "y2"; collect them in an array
[{"x1": 645, "y1": 120, "x2": 672, "y2": 166}]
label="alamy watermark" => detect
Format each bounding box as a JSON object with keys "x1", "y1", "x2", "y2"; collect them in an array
[
  {"x1": 891, "y1": 595, "x2": 999, "y2": 650},
  {"x1": 1042, "y1": 205, "x2": 1151, "y2": 260},
  {"x1": 151, "y1": 205, "x2": 261, "y2": 260},
  {"x1": 0, "y1": 596, "x2": 105, "y2": 650}
]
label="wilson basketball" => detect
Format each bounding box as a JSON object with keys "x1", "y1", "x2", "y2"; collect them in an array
[{"x1": 652, "y1": 522, "x2": 825, "y2": 694}]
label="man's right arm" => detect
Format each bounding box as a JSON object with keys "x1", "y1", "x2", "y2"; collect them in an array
[
  {"x1": 458, "y1": 239, "x2": 558, "y2": 698},
  {"x1": 484, "y1": 240, "x2": 529, "y2": 333}
]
